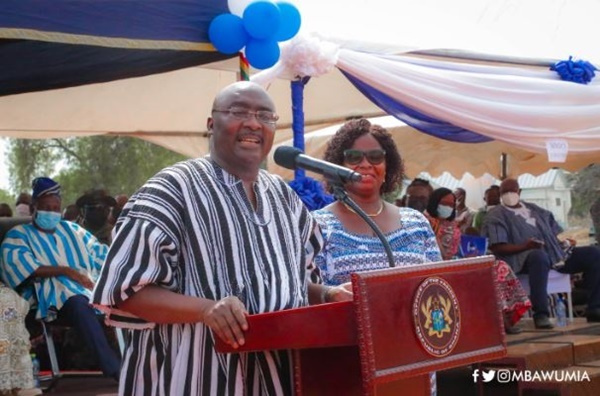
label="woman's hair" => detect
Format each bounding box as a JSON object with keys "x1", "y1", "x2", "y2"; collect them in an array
[
  {"x1": 0, "y1": 203, "x2": 12, "y2": 217},
  {"x1": 427, "y1": 187, "x2": 457, "y2": 221},
  {"x1": 323, "y1": 118, "x2": 404, "y2": 194}
]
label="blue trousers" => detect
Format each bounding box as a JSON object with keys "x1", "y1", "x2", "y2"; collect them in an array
[
  {"x1": 58, "y1": 295, "x2": 121, "y2": 378},
  {"x1": 522, "y1": 246, "x2": 600, "y2": 317}
]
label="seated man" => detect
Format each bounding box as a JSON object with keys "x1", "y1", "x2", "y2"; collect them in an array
[
  {"x1": 482, "y1": 178, "x2": 600, "y2": 328},
  {"x1": 471, "y1": 185, "x2": 500, "y2": 235},
  {"x1": 0, "y1": 177, "x2": 120, "y2": 379},
  {"x1": 76, "y1": 189, "x2": 116, "y2": 245}
]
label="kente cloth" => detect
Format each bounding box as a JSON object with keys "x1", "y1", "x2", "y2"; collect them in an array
[
  {"x1": 92, "y1": 158, "x2": 323, "y2": 396},
  {"x1": 312, "y1": 207, "x2": 442, "y2": 286},
  {"x1": 1, "y1": 221, "x2": 107, "y2": 321}
]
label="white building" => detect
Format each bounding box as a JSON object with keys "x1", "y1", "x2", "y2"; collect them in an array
[{"x1": 518, "y1": 169, "x2": 572, "y2": 228}]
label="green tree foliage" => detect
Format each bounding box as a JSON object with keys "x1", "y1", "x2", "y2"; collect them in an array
[
  {"x1": 7, "y1": 137, "x2": 187, "y2": 205},
  {"x1": 0, "y1": 189, "x2": 15, "y2": 209},
  {"x1": 569, "y1": 164, "x2": 600, "y2": 217}
]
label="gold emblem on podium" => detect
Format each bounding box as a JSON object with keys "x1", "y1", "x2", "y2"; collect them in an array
[{"x1": 413, "y1": 276, "x2": 461, "y2": 357}]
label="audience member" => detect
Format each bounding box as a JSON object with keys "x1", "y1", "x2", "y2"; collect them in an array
[
  {"x1": 76, "y1": 189, "x2": 116, "y2": 245},
  {"x1": 471, "y1": 185, "x2": 500, "y2": 234},
  {"x1": 91, "y1": 81, "x2": 349, "y2": 395},
  {"x1": 0, "y1": 203, "x2": 12, "y2": 217},
  {"x1": 425, "y1": 188, "x2": 461, "y2": 260},
  {"x1": 402, "y1": 178, "x2": 434, "y2": 213},
  {"x1": 454, "y1": 187, "x2": 476, "y2": 234},
  {"x1": 14, "y1": 193, "x2": 32, "y2": 217},
  {"x1": 482, "y1": 178, "x2": 600, "y2": 328},
  {"x1": 0, "y1": 177, "x2": 120, "y2": 380},
  {"x1": 62, "y1": 204, "x2": 80, "y2": 222},
  {"x1": 109, "y1": 194, "x2": 129, "y2": 225},
  {"x1": 0, "y1": 282, "x2": 34, "y2": 395}
]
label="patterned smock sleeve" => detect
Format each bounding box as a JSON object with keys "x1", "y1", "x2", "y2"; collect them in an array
[{"x1": 92, "y1": 170, "x2": 184, "y2": 329}]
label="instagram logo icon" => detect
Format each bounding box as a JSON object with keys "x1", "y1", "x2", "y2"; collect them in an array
[{"x1": 472, "y1": 369, "x2": 496, "y2": 383}]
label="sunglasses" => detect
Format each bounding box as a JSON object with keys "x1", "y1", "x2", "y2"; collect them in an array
[{"x1": 343, "y1": 149, "x2": 386, "y2": 165}]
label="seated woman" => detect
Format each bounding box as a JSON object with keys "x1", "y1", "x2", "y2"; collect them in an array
[
  {"x1": 424, "y1": 188, "x2": 461, "y2": 261},
  {"x1": 424, "y1": 188, "x2": 530, "y2": 333},
  {"x1": 312, "y1": 118, "x2": 441, "y2": 394},
  {"x1": 0, "y1": 282, "x2": 34, "y2": 395}
]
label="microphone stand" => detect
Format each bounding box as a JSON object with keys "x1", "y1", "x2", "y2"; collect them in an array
[{"x1": 331, "y1": 184, "x2": 395, "y2": 268}]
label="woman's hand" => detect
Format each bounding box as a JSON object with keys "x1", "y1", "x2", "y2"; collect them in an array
[
  {"x1": 326, "y1": 282, "x2": 353, "y2": 302},
  {"x1": 202, "y1": 296, "x2": 248, "y2": 349}
]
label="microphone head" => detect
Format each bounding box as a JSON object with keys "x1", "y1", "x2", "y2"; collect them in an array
[{"x1": 274, "y1": 146, "x2": 302, "y2": 170}]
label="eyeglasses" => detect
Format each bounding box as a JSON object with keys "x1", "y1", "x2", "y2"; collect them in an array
[
  {"x1": 343, "y1": 149, "x2": 386, "y2": 165},
  {"x1": 212, "y1": 107, "x2": 279, "y2": 125}
]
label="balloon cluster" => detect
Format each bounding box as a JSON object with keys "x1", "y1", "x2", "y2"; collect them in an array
[{"x1": 209, "y1": 1, "x2": 301, "y2": 69}]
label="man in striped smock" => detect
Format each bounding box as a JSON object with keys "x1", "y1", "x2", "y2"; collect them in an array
[
  {"x1": 92, "y1": 82, "x2": 351, "y2": 395},
  {"x1": 0, "y1": 177, "x2": 121, "y2": 379}
]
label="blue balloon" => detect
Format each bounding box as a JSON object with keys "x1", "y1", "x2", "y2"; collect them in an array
[
  {"x1": 275, "y1": 2, "x2": 301, "y2": 41},
  {"x1": 245, "y1": 39, "x2": 280, "y2": 69},
  {"x1": 243, "y1": 1, "x2": 281, "y2": 40},
  {"x1": 209, "y1": 14, "x2": 248, "y2": 54}
]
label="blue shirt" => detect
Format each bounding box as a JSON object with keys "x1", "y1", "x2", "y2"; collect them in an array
[{"x1": 1, "y1": 220, "x2": 107, "y2": 321}]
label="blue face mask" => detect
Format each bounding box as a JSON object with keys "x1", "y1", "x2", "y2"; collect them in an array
[
  {"x1": 437, "y1": 205, "x2": 454, "y2": 219},
  {"x1": 35, "y1": 210, "x2": 61, "y2": 231}
]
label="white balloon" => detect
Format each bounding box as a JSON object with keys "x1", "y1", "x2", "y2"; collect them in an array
[{"x1": 228, "y1": 0, "x2": 256, "y2": 17}]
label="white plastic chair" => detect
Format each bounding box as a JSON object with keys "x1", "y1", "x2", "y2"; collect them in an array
[{"x1": 517, "y1": 270, "x2": 574, "y2": 322}]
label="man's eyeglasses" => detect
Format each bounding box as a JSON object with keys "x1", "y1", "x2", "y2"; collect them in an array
[
  {"x1": 212, "y1": 107, "x2": 279, "y2": 125},
  {"x1": 343, "y1": 149, "x2": 386, "y2": 165}
]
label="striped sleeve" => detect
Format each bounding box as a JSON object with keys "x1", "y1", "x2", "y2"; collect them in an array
[
  {"x1": 81, "y1": 227, "x2": 109, "y2": 275},
  {"x1": 0, "y1": 227, "x2": 42, "y2": 288},
  {"x1": 482, "y1": 211, "x2": 509, "y2": 245},
  {"x1": 92, "y1": 217, "x2": 179, "y2": 329}
]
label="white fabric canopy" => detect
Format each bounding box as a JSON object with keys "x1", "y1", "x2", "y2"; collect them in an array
[{"x1": 268, "y1": 116, "x2": 599, "y2": 180}]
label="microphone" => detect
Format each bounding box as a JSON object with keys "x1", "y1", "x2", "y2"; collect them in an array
[{"x1": 274, "y1": 146, "x2": 362, "y2": 184}]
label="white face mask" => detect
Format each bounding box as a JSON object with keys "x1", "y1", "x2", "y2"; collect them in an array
[
  {"x1": 501, "y1": 192, "x2": 520, "y2": 207},
  {"x1": 437, "y1": 205, "x2": 454, "y2": 219}
]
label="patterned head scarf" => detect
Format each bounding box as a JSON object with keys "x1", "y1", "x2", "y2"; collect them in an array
[{"x1": 32, "y1": 177, "x2": 61, "y2": 200}]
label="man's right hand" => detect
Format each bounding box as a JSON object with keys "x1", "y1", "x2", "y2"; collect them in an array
[
  {"x1": 525, "y1": 238, "x2": 545, "y2": 250},
  {"x1": 202, "y1": 296, "x2": 248, "y2": 349},
  {"x1": 66, "y1": 268, "x2": 94, "y2": 290}
]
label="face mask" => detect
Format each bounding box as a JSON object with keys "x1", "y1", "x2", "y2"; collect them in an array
[
  {"x1": 501, "y1": 192, "x2": 520, "y2": 207},
  {"x1": 407, "y1": 197, "x2": 428, "y2": 213},
  {"x1": 15, "y1": 203, "x2": 31, "y2": 217},
  {"x1": 35, "y1": 210, "x2": 61, "y2": 231},
  {"x1": 437, "y1": 205, "x2": 454, "y2": 219},
  {"x1": 83, "y1": 207, "x2": 109, "y2": 229}
]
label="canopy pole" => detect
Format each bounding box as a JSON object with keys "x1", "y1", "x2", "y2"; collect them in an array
[
  {"x1": 500, "y1": 152, "x2": 508, "y2": 180},
  {"x1": 291, "y1": 77, "x2": 310, "y2": 180}
]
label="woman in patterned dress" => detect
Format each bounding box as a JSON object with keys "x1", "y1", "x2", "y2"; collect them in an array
[
  {"x1": 0, "y1": 283, "x2": 34, "y2": 395},
  {"x1": 312, "y1": 119, "x2": 442, "y2": 395}
]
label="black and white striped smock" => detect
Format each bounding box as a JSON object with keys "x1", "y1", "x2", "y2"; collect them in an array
[{"x1": 92, "y1": 158, "x2": 323, "y2": 396}]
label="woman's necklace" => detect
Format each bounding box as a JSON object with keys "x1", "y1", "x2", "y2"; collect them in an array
[{"x1": 342, "y1": 200, "x2": 385, "y2": 217}]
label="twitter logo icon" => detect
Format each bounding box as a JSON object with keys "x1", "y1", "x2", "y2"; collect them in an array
[{"x1": 482, "y1": 370, "x2": 496, "y2": 382}]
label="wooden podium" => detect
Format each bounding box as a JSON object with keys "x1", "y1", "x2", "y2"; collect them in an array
[{"x1": 216, "y1": 256, "x2": 506, "y2": 395}]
